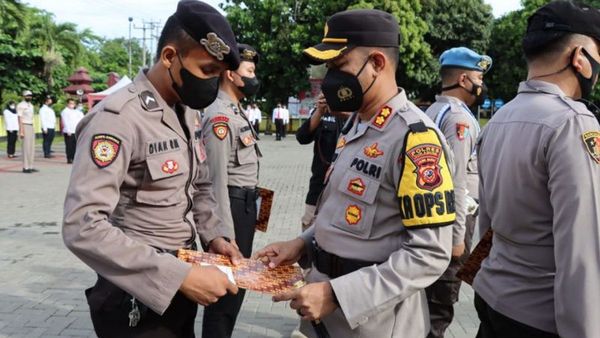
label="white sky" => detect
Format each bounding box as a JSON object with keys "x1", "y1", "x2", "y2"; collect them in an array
[{"x1": 24, "y1": 0, "x2": 522, "y2": 40}]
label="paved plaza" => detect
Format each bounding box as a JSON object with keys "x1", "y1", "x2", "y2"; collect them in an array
[{"x1": 0, "y1": 135, "x2": 479, "y2": 338}]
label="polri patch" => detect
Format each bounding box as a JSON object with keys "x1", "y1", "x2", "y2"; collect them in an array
[
  {"x1": 345, "y1": 205, "x2": 362, "y2": 225},
  {"x1": 91, "y1": 134, "x2": 121, "y2": 168},
  {"x1": 212, "y1": 122, "x2": 229, "y2": 140},
  {"x1": 583, "y1": 131, "x2": 600, "y2": 164}
]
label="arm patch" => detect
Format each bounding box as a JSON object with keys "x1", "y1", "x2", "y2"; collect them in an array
[{"x1": 397, "y1": 128, "x2": 456, "y2": 228}]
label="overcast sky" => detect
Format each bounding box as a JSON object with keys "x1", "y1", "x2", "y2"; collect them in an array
[{"x1": 24, "y1": 0, "x2": 522, "y2": 40}]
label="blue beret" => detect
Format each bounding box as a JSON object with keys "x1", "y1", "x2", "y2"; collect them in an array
[{"x1": 440, "y1": 47, "x2": 492, "y2": 74}]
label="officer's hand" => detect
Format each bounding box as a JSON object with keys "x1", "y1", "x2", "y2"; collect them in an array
[
  {"x1": 452, "y1": 243, "x2": 466, "y2": 258},
  {"x1": 208, "y1": 237, "x2": 242, "y2": 265},
  {"x1": 179, "y1": 265, "x2": 238, "y2": 306},
  {"x1": 252, "y1": 238, "x2": 305, "y2": 268},
  {"x1": 19, "y1": 131, "x2": 24, "y2": 139},
  {"x1": 43, "y1": 129, "x2": 47, "y2": 134},
  {"x1": 315, "y1": 93, "x2": 329, "y2": 116},
  {"x1": 273, "y1": 282, "x2": 338, "y2": 321}
]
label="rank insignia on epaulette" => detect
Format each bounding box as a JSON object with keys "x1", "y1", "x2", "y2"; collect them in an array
[
  {"x1": 373, "y1": 106, "x2": 392, "y2": 129},
  {"x1": 212, "y1": 122, "x2": 229, "y2": 140},
  {"x1": 200, "y1": 32, "x2": 231, "y2": 61},
  {"x1": 363, "y1": 142, "x2": 384, "y2": 158},
  {"x1": 91, "y1": 134, "x2": 121, "y2": 168},
  {"x1": 583, "y1": 131, "x2": 600, "y2": 164}
]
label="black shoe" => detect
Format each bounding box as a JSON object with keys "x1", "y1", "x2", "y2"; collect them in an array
[
  {"x1": 67, "y1": 159, "x2": 73, "y2": 164},
  {"x1": 30, "y1": 168, "x2": 39, "y2": 173},
  {"x1": 22, "y1": 169, "x2": 31, "y2": 173}
]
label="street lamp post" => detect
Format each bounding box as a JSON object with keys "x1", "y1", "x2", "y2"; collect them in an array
[{"x1": 128, "y1": 17, "x2": 133, "y2": 77}]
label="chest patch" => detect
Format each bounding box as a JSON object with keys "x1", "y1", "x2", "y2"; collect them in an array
[
  {"x1": 345, "y1": 205, "x2": 362, "y2": 225},
  {"x1": 213, "y1": 122, "x2": 229, "y2": 140},
  {"x1": 347, "y1": 177, "x2": 366, "y2": 196},
  {"x1": 148, "y1": 139, "x2": 180, "y2": 155},
  {"x1": 336, "y1": 137, "x2": 346, "y2": 149},
  {"x1": 583, "y1": 131, "x2": 600, "y2": 164},
  {"x1": 161, "y1": 160, "x2": 179, "y2": 174},
  {"x1": 363, "y1": 142, "x2": 384, "y2": 158},
  {"x1": 91, "y1": 134, "x2": 121, "y2": 168},
  {"x1": 350, "y1": 157, "x2": 382, "y2": 179}
]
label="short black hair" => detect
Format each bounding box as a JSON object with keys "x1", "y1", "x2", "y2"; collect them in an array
[
  {"x1": 66, "y1": 98, "x2": 76, "y2": 104},
  {"x1": 380, "y1": 47, "x2": 399, "y2": 70},
  {"x1": 440, "y1": 67, "x2": 467, "y2": 83},
  {"x1": 155, "y1": 15, "x2": 199, "y2": 63}
]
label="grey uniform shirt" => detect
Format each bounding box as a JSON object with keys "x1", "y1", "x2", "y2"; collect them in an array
[
  {"x1": 425, "y1": 95, "x2": 479, "y2": 246},
  {"x1": 300, "y1": 90, "x2": 455, "y2": 337},
  {"x1": 201, "y1": 91, "x2": 261, "y2": 235},
  {"x1": 474, "y1": 80, "x2": 600, "y2": 337},
  {"x1": 62, "y1": 70, "x2": 233, "y2": 315}
]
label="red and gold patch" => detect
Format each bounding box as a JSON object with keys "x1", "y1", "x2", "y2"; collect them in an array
[
  {"x1": 372, "y1": 106, "x2": 393, "y2": 129},
  {"x1": 161, "y1": 160, "x2": 179, "y2": 174},
  {"x1": 363, "y1": 142, "x2": 384, "y2": 158},
  {"x1": 91, "y1": 134, "x2": 121, "y2": 168},
  {"x1": 241, "y1": 134, "x2": 254, "y2": 146},
  {"x1": 212, "y1": 122, "x2": 229, "y2": 140},
  {"x1": 406, "y1": 143, "x2": 443, "y2": 191},
  {"x1": 210, "y1": 115, "x2": 230, "y2": 124},
  {"x1": 583, "y1": 131, "x2": 600, "y2": 164},
  {"x1": 345, "y1": 205, "x2": 362, "y2": 225},
  {"x1": 347, "y1": 177, "x2": 366, "y2": 196},
  {"x1": 456, "y1": 122, "x2": 469, "y2": 141},
  {"x1": 336, "y1": 137, "x2": 346, "y2": 149}
]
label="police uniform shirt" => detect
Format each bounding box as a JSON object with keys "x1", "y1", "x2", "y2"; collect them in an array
[
  {"x1": 425, "y1": 95, "x2": 479, "y2": 246},
  {"x1": 201, "y1": 90, "x2": 261, "y2": 234},
  {"x1": 474, "y1": 80, "x2": 600, "y2": 337},
  {"x1": 62, "y1": 69, "x2": 234, "y2": 315},
  {"x1": 16, "y1": 100, "x2": 34, "y2": 124},
  {"x1": 300, "y1": 90, "x2": 456, "y2": 337},
  {"x1": 40, "y1": 104, "x2": 57, "y2": 131}
]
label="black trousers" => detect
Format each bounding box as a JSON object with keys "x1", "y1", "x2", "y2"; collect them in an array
[
  {"x1": 202, "y1": 187, "x2": 257, "y2": 338},
  {"x1": 475, "y1": 293, "x2": 559, "y2": 338},
  {"x1": 64, "y1": 133, "x2": 77, "y2": 161},
  {"x1": 253, "y1": 121, "x2": 260, "y2": 135},
  {"x1": 6, "y1": 130, "x2": 17, "y2": 155},
  {"x1": 274, "y1": 119, "x2": 284, "y2": 140},
  {"x1": 42, "y1": 128, "x2": 55, "y2": 157},
  {"x1": 86, "y1": 275, "x2": 197, "y2": 338},
  {"x1": 427, "y1": 214, "x2": 476, "y2": 338}
]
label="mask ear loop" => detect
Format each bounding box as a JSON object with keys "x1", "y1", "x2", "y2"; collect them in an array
[
  {"x1": 356, "y1": 56, "x2": 378, "y2": 96},
  {"x1": 529, "y1": 48, "x2": 577, "y2": 81},
  {"x1": 167, "y1": 50, "x2": 182, "y2": 87}
]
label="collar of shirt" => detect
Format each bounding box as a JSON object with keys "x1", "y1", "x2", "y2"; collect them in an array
[
  {"x1": 518, "y1": 80, "x2": 568, "y2": 97},
  {"x1": 362, "y1": 88, "x2": 409, "y2": 132}
]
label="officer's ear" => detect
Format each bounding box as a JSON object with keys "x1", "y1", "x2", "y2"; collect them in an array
[
  {"x1": 161, "y1": 46, "x2": 178, "y2": 69},
  {"x1": 225, "y1": 70, "x2": 236, "y2": 82},
  {"x1": 370, "y1": 51, "x2": 386, "y2": 75}
]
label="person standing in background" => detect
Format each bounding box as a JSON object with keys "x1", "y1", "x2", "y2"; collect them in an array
[
  {"x1": 249, "y1": 103, "x2": 262, "y2": 136},
  {"x1": 272, "y1": 103, "x2": 284, "y2": 140},
  {"x1": 40, "y1": 95, "x2": 57, "y2": 158},
  {"x1": 281, "y1": 104, "x2": 290, "y2": 138},
  {"x1": 61, "y1": 99, "x2": 84, "y2": 164},
  {"x1": 17, "y1": 90, "x2": 37, "y2": 173},
  {"x1": 3, "y1": 101, "x2": 19, "y2": 158}
]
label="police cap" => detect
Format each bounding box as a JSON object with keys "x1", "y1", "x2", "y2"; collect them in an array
[
  {"x1": 238, "y1": 43, "x2": 260, "y2": 65},
  {"x1": 172, "y1": 0, "x2": 240, "y2": 69},
  {"x1": 523, "y1": 1, "x2": 600, "y2": 52},
  {"x1": 303, "y1": 9, "x2": 399, "y2": 65},
  {"x1": 440, "y1": 47, "x2": 492, "y2": 74}
]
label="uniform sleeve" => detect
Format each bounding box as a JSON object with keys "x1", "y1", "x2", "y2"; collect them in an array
[
  {"x1": 62, "y1": 111, "x2": 191, "y2": 315},
  {"x1": 296, "y1": 110, "x2": 319, "y2": 145},
  {"x1": 476, "y1": 132, "x2": 492, "y2": 238},
  {"x1": 440, "y1": 112, "x2": 472, "y2": 246},
  {"x1": 16, "y1": 103, "x2": 24, "y2": 117},
  {"x1": 329, "y1": 133, "x2": 453, "y2": 329},
  {"x1": 201, "y1": 115, "x2": 235, "y2": 239},
  {"x1": 547, "y1": 114, "x2": 600, "y2": 337}
]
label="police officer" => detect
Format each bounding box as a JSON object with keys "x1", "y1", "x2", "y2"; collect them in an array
[
  {"x1": 474, "y1": 2, "x2": 600, "y2": 337},
  {"x1": 16, "y1": 90, "x2": 36, "y2": 173},
  {"x1": 424, "y1": 47, "x2": 491, "y2": 338},
  {"x1": 62, "y1": 1, "x2": 243, "y2": 337},
  {"x1": 255, "y1": 9, "x2": 457, "y2": 337},
  {"x1": 200, "y1": 43, "x2": 262, "y2": 338}
]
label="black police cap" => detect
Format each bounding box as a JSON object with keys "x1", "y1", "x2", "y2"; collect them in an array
[
  {"x1": 238, "y1": 43, "x2": 260, "y2": 65},
  {"x1": 303, "y1": 9, "x2": 399, "y2": 65},
  {"x1": 172, "y1": 0, "x2": 240, "y2": 70},
  {"x1": 523, "y1": 1, "x2": 600, "y2": 52}
]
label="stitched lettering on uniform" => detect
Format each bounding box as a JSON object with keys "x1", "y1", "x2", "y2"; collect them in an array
[
  {"x1": 350, "y1": 157, "x2": 382, "y2": 179},
  {"x1": 148, "y1": 138, "x2": 180, "y2": 155}
]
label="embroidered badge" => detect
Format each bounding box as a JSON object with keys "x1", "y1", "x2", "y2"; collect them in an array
[
  {"x1": 336, "y1": 137, "x2": 346, "y2": 149},
  {"x1": 583, "y1": 131, "x2": 600, "y2": 164},
  {"x1": 337, "y1": 86, "x2": 353, "y2": 102},
  {"x1": 140, "y1": 91, "x2": 159, "y2": 110},
  {"x1": 456, "y1": 122, "x2": 470, "y2": 141},
  {"x1": 91, "y1": 134, "x2": 121, "y2": 168},
  {"x1": 161, "y1": 160, "x2": 179, "y2": 174},
  {"x1": 210, "y1": 115, "x2": 230, "y2": 124},
  {"x1": 212, "y1": 122, "x2": 229, "y2": 140},
  {"x1": 345, "y1": 205, "x2": 362, "y2": 225},
  {"x1": 200, "y1": 32, "x2": 231, "y2": 61},
  {"x1": 364, "y1": 142, "x2": 384, "y2": 158},
  {"x1": 373, "y1": 106, "x2": 393, "y2": 129},
  {"x1": 406, "y1": 143, "x2": 444, "y2": 191},
  {"x1": 347, "y1": 178, "x2": 366, "y2": 196},
  {"x1": 241, "y1": 134, "x2": 254, "y2": 146}
]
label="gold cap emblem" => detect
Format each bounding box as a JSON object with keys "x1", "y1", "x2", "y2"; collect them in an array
[
  {"x1": 242, "y1": 49, "x2": 256, "y2": 61},
  {"x1": 200, "y1": 32, "x2": 231, "y2": 61},
  {"x1": 477, "y1": 59, "x2": 490, "y2": 71}
]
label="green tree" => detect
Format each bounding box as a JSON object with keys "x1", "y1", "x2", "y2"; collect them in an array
[{"x1": 0, "y1": 0, "x2": 25, "y2": 37}]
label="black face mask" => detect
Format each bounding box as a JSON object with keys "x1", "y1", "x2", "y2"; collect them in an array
[
  {"x1": 168, "y1": 53, "x2": 219, "y2": 109},
  {"x1": 574, "y1": 48, "x2": 600, "y2": 100},
  {"x1": 442, "y1": 76, "x2": 487, "y2": 106},
  {"x1": 237, "y1": 75, "x2": 260, "y2": 97},
  {"x1": 321, "y1": 56, "x2": 376, "y2": 112}
]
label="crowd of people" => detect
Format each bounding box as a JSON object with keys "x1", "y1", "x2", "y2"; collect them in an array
[
  {"x1": 2, "y1": 93, "x2": 85, "y2": 171},
  {"x1": 7, "y1": 0, "x2": 595, "y2": 337}
]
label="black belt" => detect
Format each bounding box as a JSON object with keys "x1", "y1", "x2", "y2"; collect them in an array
[
  {"x1": 228, "y1": 186, "x2": 259, "y2": 213},
  {"x1": 154, "y1": 243, "x2": 197, "y2": 257},
  {"x1": 313, "y1": 241, "x2": 379, "y2": 279}
]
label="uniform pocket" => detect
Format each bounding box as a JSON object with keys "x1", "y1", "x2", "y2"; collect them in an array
[
  {"x1": 135, "y1": 151, "x2": 188, "y2": 206},
  {"x1": 330, "y1": 172, "x2": 380, "y2": 238},
  {"x1": 236, "y1": 131, "x2": 257, "y2": 165}
]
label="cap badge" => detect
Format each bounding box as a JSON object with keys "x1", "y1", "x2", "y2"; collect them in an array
[
  {"x1": 337, "y1": 86, "x2": 353, "y2": 102},
  {"x1": 242, "y1": 49, "x2": 256, "y2": 60},
  {"x1": 477, "y1": 59, "x2": 490, "y2": 71},
  {"x1": 200, "y1": 32, "x2": 231, "y2": 61}
]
